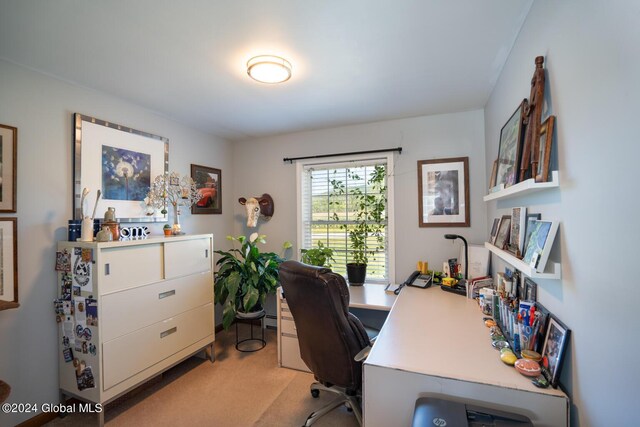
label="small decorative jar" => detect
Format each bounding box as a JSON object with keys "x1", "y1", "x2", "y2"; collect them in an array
[
  {"x1": 68, "y1": 220, "x2": 81, "y2": 241},
  {"x1": 104, "y1": 221, "x2": 120, "y2": 241},
  {"x1": 96, "y1": 226, "x2": 114, "y2": 242},
  {"x1": 104, "y1": 207, "x2": 116, "y2": 222}
]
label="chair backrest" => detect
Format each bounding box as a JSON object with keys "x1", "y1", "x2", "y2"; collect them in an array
[{"x1": 279, "y1": 260, "x2": 370, "y2": 391}]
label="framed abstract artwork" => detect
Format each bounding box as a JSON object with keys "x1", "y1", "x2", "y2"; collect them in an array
[
  {"x1": 417, "y1": 157, "x2": 470, "y2": 227},
  {"x1": 522, "y1": 220, "x2": 559, "y2": 271},
  {"x1": 0, "y1": 124, "x2": 17, "y2": 213},
  {"x1": 73, "y1": 114, "x2": 169, "y2": 222},
  {"x1": 0, "y1": 218, "x2": 18, "y2": 309},
  {"x1": 191, "y1": 164, "x2": 222, "y2": 214},
  {"x1": 495, "y1": 99, "x2": 527, "y2": 188}
]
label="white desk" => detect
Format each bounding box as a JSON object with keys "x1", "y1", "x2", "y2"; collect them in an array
[
  {"x1": 277, "y1": 283, "x2": 395, "y2": 372},
  {"x1": 348, "y1": 283, "x2": 396, "y2": 311},
  {"x1": 363, "y1": 286, "x2": 569, "y2": 426}
]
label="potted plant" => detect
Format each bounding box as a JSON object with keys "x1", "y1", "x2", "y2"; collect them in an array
[
  {"x1": 331, "y1": 165, "x2": 387, "y2": 285},
  {"x1": 163, "y1": 224, "x2": 172, "y2": 236},
  {"x1": 214, "y1": 233, "x2": 291, "y2": 330},
  {"x1": 300, "y1": 241, "x2": 335, "y2": 267}
]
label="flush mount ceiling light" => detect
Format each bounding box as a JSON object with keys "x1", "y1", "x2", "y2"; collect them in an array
[{"x1": 247, "y1": 55, "x2": 292, "y2": 84}]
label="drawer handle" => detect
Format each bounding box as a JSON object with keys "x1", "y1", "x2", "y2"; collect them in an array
[
  {"x1": 105, "y1": 263, "x2": 110, "y2": 275},
  {"x1": 160, "y1": 327, "x2": 177, "y2": 338},
  {"x1": 205, "y1": 249, "x2": 209, "y2": 258},
  {"x1": 159, "y1": 290, "x2": 176, "y2": 299}
]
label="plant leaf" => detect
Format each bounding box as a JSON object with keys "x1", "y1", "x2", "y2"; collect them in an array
[{"x1": 243, "y1": 286, "x2": 259, "y2": 312}]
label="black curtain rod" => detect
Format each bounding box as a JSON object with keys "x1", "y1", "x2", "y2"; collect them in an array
[{"x1": 283, "y1": 147, "x2": 402, "y2": 163}]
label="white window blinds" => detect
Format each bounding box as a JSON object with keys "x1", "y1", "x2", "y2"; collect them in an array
[{"x1": 298, "y1": 156, "x2": 393, "y2": 283}]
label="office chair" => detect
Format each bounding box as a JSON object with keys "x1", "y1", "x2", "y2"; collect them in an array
[{"x1": 279, "y1": 260, "x2": 373, "y2": 427}]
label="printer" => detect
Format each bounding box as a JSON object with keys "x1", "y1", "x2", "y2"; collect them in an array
[{"x1": 412, "y1": 397, "x2": 533, "y2": 427}]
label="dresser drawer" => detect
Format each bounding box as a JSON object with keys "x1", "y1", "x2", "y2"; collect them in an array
[
  {"x1": 100, "y1": 244, "x2": 163, "y2": 294},
  {"x1": 281, "y1": 335, "x2": 310, "y2": 372},
  {"x1": 280, "y1": 317, "x2": 297, "y2": 335},
  {"x1": 102, "y1": 303, "x2": 214, "y2": 390},
  {"x1": 164, "y1": 238, "x2": 211, "y2": 279},
  {"x1": 101, "y1": 272, "x2": 213, "y2": 341}
]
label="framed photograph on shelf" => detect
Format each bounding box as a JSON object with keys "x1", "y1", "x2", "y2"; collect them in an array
[
  {"x1": 541, "y1": 314, "x2": 570, "y2": 388},
  {"x1": 493, "y1": 215, "x2": 511, "y2": 250},
  {"x1": 417, "y1": 157, "x2": 470, "y2": 227},
  {"x1": 524, "y1": 277, "x2": 537, "y2": 301},
  {"x1": 0, "y1": 124, "x2": 17, "y2": 213},
  {"x1": 495, "y1": 99, "x2": 527, "y2": 188},
  {"x1": 0, "y1": 218, "x2": 18, "y2": 309},
  {"x1": 507, "y1": 207, "x2": 527, "y2": 256},
  {"x1": 73, "y1": 114, "x2": 169, "y2": 222},
  {"x1": 489, "y1": 218, "x2": 501, "y2": 244},
  {"x1": 190, "y1": 164, "x2": 222, "y2": 214},
  {"x1": 523, "y1": 213, "x2": 542, "y2": 253},
  {"x1": 522, "y1": 220, "x2": 559, "y2": 271},
  {"x1": 536, "y1": 115, "x2": 555, "y2": 183},
  {"x1": 488, "y1": 159, "x2": 498, "y2": 190}
]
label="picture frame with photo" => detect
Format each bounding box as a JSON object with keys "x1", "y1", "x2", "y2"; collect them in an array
[
  {"x1": 0, "y1": 123, "x2": 17, "y2": 213},
  {"x1": 524, "y1": 277, "x2": 537, "y2": 302},
  {"x1": 523, "y1": 213, "x2": 542, "y2": 252},
  {"x1": 536, "y1": 115, "x2": 555, "y2": 183},
  {"x1": 417, "y1": 157, "x2": 470, "y2": 227},
  {"x1": 489, "y1": 217, "x2": 501, "y2": 244},
  {"x1": 522, "y1": 220, "x2": 559, "y2": 271},
  {"x1": 489, "y1": 158, "x2": 498, "y2": 190},
  {"x1": 190, "y1": 164, "x2": 222, "y2": 215},
  {"x1": 495, "y1": 99, "x2": 527, "y2": 188},
  {"x1": 508, "y1": 206, "x2": 526, "y2": 257},
  {"x1": 73, "y1": 114, "x2": 169, "y2": 222},
  {"x1": 0, "y1": 218, "x2": 18, "y2": 309},
  {"x1": 541, "y1": 314, "x2": 570, "y2": 388},
  {"x1": 493, "y1": 215, "x2": 511, "y2": 250}
]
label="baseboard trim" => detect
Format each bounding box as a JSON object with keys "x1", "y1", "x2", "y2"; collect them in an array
[{"x1": 16, "y1": 398, "x2": 80, "y2": 427}]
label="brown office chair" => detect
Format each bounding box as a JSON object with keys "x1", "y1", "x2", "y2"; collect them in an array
[{"x1": 279, "y1": 260, "x2": 373, "y2": 426}]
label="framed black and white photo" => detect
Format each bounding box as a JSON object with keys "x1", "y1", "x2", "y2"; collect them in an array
[
  {"x1": 0, "y1": 124, "x2": 17, "y2": 213},
  {"x1": 493, "y1": 215, "x2": 511, "y2": 250},
  {"x1": 541, "y1": 314, "x2": 570, "y2": 388},
  {"x1": 417, "y1": 157, "x2": 469, "y2": 227},
  {"x1": 0, "y1": 218, "x2": 18, "y2": 309},
  {"x1": 489, "y1": 218, "x2": 501, "y2": 244},
  {"x1": 524, "y1": 277, "x2": 537, "y2": 302},
  {"x1": 73, "y1": 114, "x2": 169, "y2": 222},
  {"x1": 508, "y1": 206, "x2": 526, "y2": 256}
]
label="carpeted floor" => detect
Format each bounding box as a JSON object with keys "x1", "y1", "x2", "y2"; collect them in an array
[{"x1": 45, "y1": 328, "x2": 359, "y2": 427}]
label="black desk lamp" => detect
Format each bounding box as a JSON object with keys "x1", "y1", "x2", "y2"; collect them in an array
[{"x1": 444, "y1": 234, "x2": 468, "y2": 281}]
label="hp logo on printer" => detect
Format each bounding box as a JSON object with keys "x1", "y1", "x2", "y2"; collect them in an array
[{"x1": 432, "y1": 418, "x2": 447, "y2": 426}]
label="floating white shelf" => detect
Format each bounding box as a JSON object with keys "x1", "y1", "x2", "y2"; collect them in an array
[
  {"x1": 484, "y1": 171, "x2": 559, "y2": 202},
  {"x1": 484, "y1": 242, "x2": 561, "y2": 280}
]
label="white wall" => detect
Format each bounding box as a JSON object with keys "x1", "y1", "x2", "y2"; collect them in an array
[
  {"x1": 0, "y1": 59, "x2": 234, "y2": 426},
  {"x1": 484, "y1": 1, "x2": 639, "y2": 425},
  {"x1": 231, "y1": 109, "x2": 487, "y2": 289}
]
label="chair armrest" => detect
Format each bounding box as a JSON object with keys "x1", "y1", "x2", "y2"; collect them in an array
[{"x1": 354, "y1": 336, "x2": 377, "y2": 362}]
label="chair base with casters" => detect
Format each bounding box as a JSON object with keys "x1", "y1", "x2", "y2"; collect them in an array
[{"x1": 303, "y1": 382, "x2": 362, "y2": 427}]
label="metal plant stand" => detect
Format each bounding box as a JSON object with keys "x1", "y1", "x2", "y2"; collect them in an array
[{"x1": 235, "y1": 309, "x2": 266, "y2": 352}]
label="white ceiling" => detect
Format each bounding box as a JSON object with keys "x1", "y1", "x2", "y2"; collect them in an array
[{"x1": 0, "y1": 0, "x2": 532, "y2": 141}]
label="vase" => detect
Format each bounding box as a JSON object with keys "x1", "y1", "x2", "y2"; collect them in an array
[
  {"x1": 171, "y1": 204, "x2": 181, "y2": 235},
  {"x1": 80, "y1": 217, "x2": 94, "y2": 242}
]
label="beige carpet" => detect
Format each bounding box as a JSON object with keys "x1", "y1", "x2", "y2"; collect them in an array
[{"x1": 45, "y1": 328, "x2": 359, "y2": 427}]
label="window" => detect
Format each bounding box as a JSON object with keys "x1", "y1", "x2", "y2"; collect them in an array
[{"x1": 297, "y1": 154, "x2": 394, "y2": 283}]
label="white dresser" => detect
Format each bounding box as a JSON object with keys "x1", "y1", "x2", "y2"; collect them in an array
[{"x1": 56, "y1": 234, "x2": 214, "y2": 422}]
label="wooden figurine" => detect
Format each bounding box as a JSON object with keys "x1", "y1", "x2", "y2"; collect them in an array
[{"x1": 519, "y1": 56, "x2": 546, "y2": 182}]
